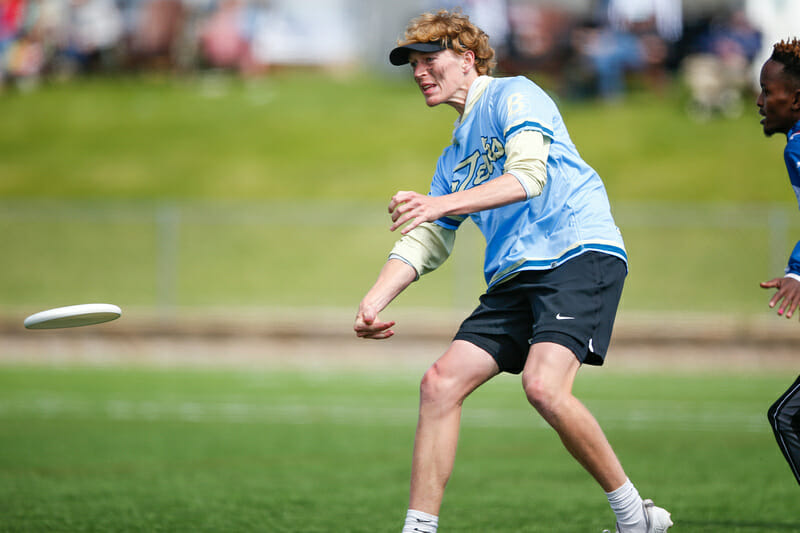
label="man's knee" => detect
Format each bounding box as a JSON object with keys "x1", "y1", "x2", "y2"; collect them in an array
[
  {"x1": 522, "y1": 372, "x2": 561, "y2": 415},
  {"x1": 521, "y1": 343, "x2": 580, "y2": 417},
  {"x1": 420, "y1": 361, "x2": 461, "y2": 407},
  {"x1": 419, "y1": 345, "x2": 496, "y2": 409}
]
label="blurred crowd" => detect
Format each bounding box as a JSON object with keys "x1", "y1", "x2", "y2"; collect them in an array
[
  {"x1": 0, "y1": 0, "x2": 797, "y2": 113},
  {"x1": 496, "y1": 0, "x2": 766, "y2": 117},
  {"x1": 0, "y1": 0, "x2": 357, "y2": 89},
  {"x1": 485, "y1": 0, "x2": 771, "y2": 117}
]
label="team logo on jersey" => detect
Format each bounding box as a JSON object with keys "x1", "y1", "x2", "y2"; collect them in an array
[
  {"x1": 507, "y1": 92, "x2": 531, "y2": 120},
  {"x1": 451, "y1": 136, "x2": 505, "y2": 192}
]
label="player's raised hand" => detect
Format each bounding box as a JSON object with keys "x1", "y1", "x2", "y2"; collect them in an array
[
  {"x1": 761, "y1": 276, "x2": 800, "y2": 319},
  {"x1": 389, "y1": 191, "x2": 446, "y2": 234}
]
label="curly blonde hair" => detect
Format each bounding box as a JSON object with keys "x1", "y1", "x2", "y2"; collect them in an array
[
  {"x1": 771, "y1": 38, "x2": 800, "y2": 82},
  {"x1": 399, "y1": 9, "x2": 496, "y2": 75}
]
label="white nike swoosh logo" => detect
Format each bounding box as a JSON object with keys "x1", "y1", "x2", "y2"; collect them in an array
[{"x1": 556, "y1": 313, "x2": 575, "y2": 320}]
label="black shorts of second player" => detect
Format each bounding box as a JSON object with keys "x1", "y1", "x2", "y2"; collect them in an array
[{"x1": 453, "y1": 251, "x2": 626, "y2": 374}]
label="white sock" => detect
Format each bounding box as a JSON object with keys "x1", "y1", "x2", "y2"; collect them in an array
[
  {"x1": 402, "y1": 509, "x2": 438, "y2": 533},
  {"x1": 606, "y1": 478, "x2": 646, "y2": 531}
]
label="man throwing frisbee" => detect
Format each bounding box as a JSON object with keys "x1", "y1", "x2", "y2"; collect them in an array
[{"x1": 354, "y1": 9, "x2": 672, "y2": 532}]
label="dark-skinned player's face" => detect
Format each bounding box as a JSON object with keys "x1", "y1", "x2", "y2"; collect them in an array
[{"x1": 757, "y1": 59, "x2": 800, "y2": 136}]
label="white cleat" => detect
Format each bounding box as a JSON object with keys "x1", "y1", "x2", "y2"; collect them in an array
[
  {"x1": 604, "y1": 499, "x2": 673, "y2": 533},
  {"x1": 641, "y1": 499, "x2": 673, "y2": 533}
]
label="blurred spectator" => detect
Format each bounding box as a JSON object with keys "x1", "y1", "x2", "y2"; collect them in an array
[
  {"x1": 60, "y1": 0, "x2": 124, "y2": 75},
  {"x1": 198, "y1": 0, "x2": 250, "y2": 71},
  {"x1": 571, "y1": 21, "x2": 647, "y2": 100},
  {"x1": 4, "y1": 30, "x2": 43, "y2": 88},
  {"x1": 128, "y1": 0, "x2": 185, "y2": 71},
  {"x1": 571, "y1": 0, "x2": 681, "y2": 101},
  {"x1": 0, "y1": 0, "x2": 27, "y2": 86},
  {"x1": 607, "y1": 0, "x2": 682, "y2": 43},
  {"x1": 503, "y1": 2, "x2": 575, "y2": 85},
  {"x1": 681, "y1": 9, "x2": 760, "y2": 120}
]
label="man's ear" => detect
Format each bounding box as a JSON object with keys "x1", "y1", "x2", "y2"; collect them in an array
[
  {"x1": 462, "y1": 50, "x2": 476, "y2": 73},
  {"x1": 793, "y1": 86, "x2": 800, "y2": 111}
]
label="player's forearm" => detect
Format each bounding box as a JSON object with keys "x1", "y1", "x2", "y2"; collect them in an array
[
  {"x1": 360, "y1": 258, "x2": 418, "y2": 314},
  {"x1": 440, "y1": 173, "x2": 527, "y2": 216}
]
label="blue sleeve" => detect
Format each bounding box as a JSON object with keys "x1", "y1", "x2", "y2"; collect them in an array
[{"x1": 788, "y1": 241, "x2": 800, "y2": 276}]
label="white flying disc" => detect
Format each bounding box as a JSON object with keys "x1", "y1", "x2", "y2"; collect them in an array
[{"x1": 24, "y1": 303, "x2": 122, "y2": 330}]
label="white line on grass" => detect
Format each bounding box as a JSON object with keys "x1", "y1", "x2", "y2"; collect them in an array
[{"x1": 0, "y1": 395, "x2": 767, "y2": 433}]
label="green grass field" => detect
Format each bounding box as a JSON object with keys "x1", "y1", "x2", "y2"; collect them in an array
[
  {"x1": 0, "y1": 73, "x2": 791, "y2": 203},
  {"x1": 2, "y1": 74, "x2": 800, "y2": 532},
  {"x1": 0, "y1": 365, "x2": 797, "y2": 532}
]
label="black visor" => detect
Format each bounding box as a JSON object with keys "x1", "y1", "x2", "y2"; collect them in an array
[{"x1": 389, "y1": 41, "x2": 448, "y2": 66}]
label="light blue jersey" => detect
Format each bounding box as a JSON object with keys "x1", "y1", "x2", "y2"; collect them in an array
[{"x1": 430, "y1": 76, "x2": 627, "y2": 288}]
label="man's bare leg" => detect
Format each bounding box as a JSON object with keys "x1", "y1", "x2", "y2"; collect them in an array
[
  {"x1": 521, "y1": 342, "x2": 664, "y2": 531},
  {"x1": 521, "y1": 342, "x2": 627, "y2": 491},
  {"x1": 408, "y1": 340, "x2": 499, "y2": 515}
]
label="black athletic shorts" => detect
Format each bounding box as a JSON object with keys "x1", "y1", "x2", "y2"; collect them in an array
[{"x1": 453, "y1": 252, "x2": 627, "y2": 373}]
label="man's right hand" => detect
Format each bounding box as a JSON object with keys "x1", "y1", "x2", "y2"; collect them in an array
[{"x1": 354, "y1": 307, "x2": 396, "y2": 340}]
